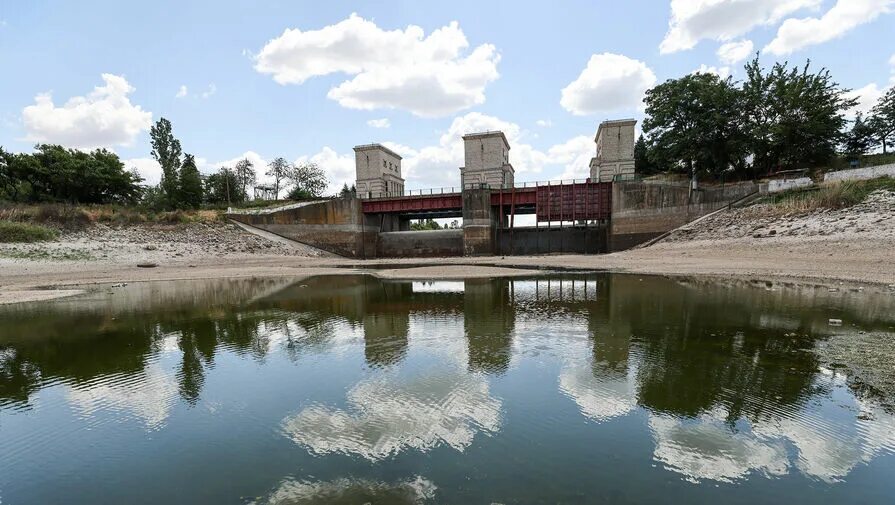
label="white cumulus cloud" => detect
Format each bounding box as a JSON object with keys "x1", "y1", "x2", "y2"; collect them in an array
[
  {"x1": 253, "y1": 13, "x2": 500, "y2": 117},
  {"x1": 367, "y1": 118, "x2": 391, "y2": 128},
  {"x1": 560, "y1": 53, "x2": 656, "y2": 116},
  {"x1": 175, "y1": 85, "x2": 188, "y2": 98},
  {"x1": 536, "y1": 119, "x2": 552, "y2": 128},
  {"x1": 123, "y1": 157, "x2": 162, "y2": 186},
  {"x1": 844, "y1": 83, "x2": 886, "y2": 119},
  {"x1": 660, "y1": 0, "x2": 820, "y2": 53},
  {"x1": 693, "y1": 64, "x2": 731, "y2": 79},
  {"x1": 717, "y1": 39, "x2": 754, "y2": 64},
  {"x1": 765, "y1": 0, "x2": 895, "y2": 55},
  {"x1": 21, "y1": 74, "x2": 152, "y2": 150}
]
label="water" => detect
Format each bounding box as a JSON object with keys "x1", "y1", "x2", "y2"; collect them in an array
[{"x1": 2, "y1": 274, "x2": 895, "y2": 504}]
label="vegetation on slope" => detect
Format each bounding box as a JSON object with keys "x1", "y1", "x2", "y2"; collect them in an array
[
  {"x1": 765, "y1": 176, "x2": 895, "y2": 213},
  {"x1": 0, "y1": 221, "x2": 59, "y2": 243}
]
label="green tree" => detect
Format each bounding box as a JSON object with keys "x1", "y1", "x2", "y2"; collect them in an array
[
  {"x1": 204, "y1": 167, "x2": 244, "y2": 204},
  {"x1": 150, "y1": 118, "x2": 183, "y2": 208},
  {"x1": 178, "y1": 154, "x2": 204, "y2": 208},
  {"x1": 265, "y1": 157, "x2": 291, "y2": 199},
  {"x1": 0, "y1": 145, "x2": 141, "y2": 204},
  {"x1": 234, "y1": 158, "x2": 256, "y2": 199},
  {"x1": 843, "y1": 114, "x2": 876, "y2": 158},
  {"x1": 286, "y1": 162, "x2": 329, "y2": 198},
  {"x1": 870, "y1": 86, "x2": 895, "y2": 153},
  {"x1": 642, "y1": 72, "x2": 747, "y2": 179},
  {"x1": 410, "y1": 219, "x2": 441, "y2": 230},
  {"x1": 633, "y1": 134, "x2": 660, "y2": 175},
  {"x1": 741, "y1": 57, "x2": 856, "y2": 174}
]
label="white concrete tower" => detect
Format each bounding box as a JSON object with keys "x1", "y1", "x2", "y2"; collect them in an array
[
  {"x1": 460, "y1": 131, "x2": 515, "y2": 189},
  {"x1": 354, "y1": 144, "x2": 404, "y2": 198},
  {"x1": 590, "y1": 119, "x2": 637, "y2": 182}
]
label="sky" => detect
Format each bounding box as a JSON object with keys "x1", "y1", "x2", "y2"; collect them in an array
[{"x1": 1, "y1": 0, "x2": 894, "y2": 193}]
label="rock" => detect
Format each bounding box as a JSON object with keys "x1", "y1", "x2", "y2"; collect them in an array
[
  {"x1": 143, "y1": 244, "x2": 158, "y2": 251},
  {"x1": 136, "y1": 262, "x2": 158, "y2": 268},
  {"x1": 828, "y1": 318, "x2": 843, "y2": 326}
]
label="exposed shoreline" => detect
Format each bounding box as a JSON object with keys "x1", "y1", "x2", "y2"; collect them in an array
[{"x1": 2, "y1": 235, "x2": 894, "y2": 305}]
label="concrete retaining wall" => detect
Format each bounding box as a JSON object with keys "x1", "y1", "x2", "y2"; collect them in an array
[
  {"x1": 227, "y1": 198, "x2": 377, "y2": 258},
  {"x1": 377, "y1": 229, "x2": 463, "y2": 258},
  {"x1": 609, "y1": 180, "x2": 757, "y2": 250},
  {"x1": 824, "y1": 163, "x2": 895, "y2": 183},
  {"x1": 767, "y1": 177, "x2": 813, "y2": 193}
]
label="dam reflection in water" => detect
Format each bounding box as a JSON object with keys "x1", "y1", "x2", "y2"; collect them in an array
[{"x1": 2, "y1": 274, "x2": 895, "y2": 504}]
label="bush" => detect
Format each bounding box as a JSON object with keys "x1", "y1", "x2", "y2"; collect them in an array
[{"x1": 0, "y1": 221, "x2": 59, "y2": 242}]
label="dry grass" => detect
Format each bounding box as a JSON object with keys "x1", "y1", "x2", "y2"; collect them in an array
[
  {"x1": 0, "y1": 203, "x2": 225, "y2": 228},
  {"x1": 765, "y1": 177, "x2": 895, "y2": 214}
]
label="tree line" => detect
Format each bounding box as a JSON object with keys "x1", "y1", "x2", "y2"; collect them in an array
[
  {"x1": 145, "y1": 117, "x2": 330, "y2": 209},
  {"x1": 635, "y1": 56, "x2": 895, "y2": 180},
  {"x1": 0, "y1": 117, "x2": 331, "y2": 209}
]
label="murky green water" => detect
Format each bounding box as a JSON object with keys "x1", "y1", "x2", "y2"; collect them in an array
[{"x1": 2, "y1": 273, "x2": 895, "y2": 504}]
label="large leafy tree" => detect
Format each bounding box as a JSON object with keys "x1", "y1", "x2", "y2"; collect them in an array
[
  {"x1": 741, "y1": 57, "x2": 856, "y2": 174},
  {"x1": 0, "y1": 145, "x2": 141, "y2": 203},
  {"x1": 870, "y1": 86, "x2": 895, "y2": 153},
  {"x1": 642, "y1": 72, "x2": 747, "y2": 179},
  {"x1": 233, "y1": 158, "x2": 256, "y2": 199},
  {"x1": 286, "y1": 162, "x2": 328, "y2": 199},
  {"x1": 265, "y1": 157, "x2": 292, "y2": 199},
  {"x1": 204, "y1": 167, "x2": 244, "y2": 204},
  {"x1": 178, "y1": 154, "x2": 204, "y2": 209},
  {"x1": 150, "y1": 118, "x2": 183, "y2": 208}
]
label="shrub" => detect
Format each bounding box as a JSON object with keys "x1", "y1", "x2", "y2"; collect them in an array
[{"x1": 0, "y1": 221, "x2": 59, "y2": 242}]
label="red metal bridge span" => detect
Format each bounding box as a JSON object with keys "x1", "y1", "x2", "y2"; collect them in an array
[{"x1": 360, "y1": 180, "x2": 612, "y2": 222}]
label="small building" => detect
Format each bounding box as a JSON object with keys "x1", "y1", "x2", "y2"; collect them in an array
[
  {"x1": 354, "y1": 144, "x2": 404, "y2": 199},
  {"x1": 590, "y1": 119, "x2": 637, "y2": 182},
  {"x1": 460, "y1": 131, "x2": 514, "y2": 189}
]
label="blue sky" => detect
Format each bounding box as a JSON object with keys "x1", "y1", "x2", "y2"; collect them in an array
[{"x1": 1, "y1": 0, "x2": 893, "y2": 193}]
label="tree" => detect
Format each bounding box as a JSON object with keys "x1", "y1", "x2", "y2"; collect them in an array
[
  {"x1": 178, "y1": 154, "x2": 204, "y2": 208},
  {"x1": 0, "y1": 145, "x2": 142, "y2": 204},
  {"x1": 265, "y1": 157, "x2": 291, "y2": 199},
  {"x1": 150, "y1": 118, "x2": 183, "y2": 208},
  {"x1": 870, "y1": 86, "x2": 895, "y2": 153},
  {"x1": 411, "y1": 219, "x2": 441, "y2": 230},
  {"x1": 741, "y1": 57, "x2": 856, "y2": 174},
  {"x1": 339, "y1": 183, "x2": 358, "y2": 198},
  {"x1": 286, "y1": 162, "x2": 329, "y2": 198},
  {"x1": 233, "y1": 158, "x2": 256, "y2": 199},
  {"x1": 843, "y1": 114, "x2": 876, "y2": 158},
  {"x1": 642, "y1": 72, "x2": 747, "y2": 179},
  {"x1": 205, "y1": 167, "x2": 244, "y2": 204},
  {"x1": 633, "y1": 134, "x2": 660, "y2": 175}
]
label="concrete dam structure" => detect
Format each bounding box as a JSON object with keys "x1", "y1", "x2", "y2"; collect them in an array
[{"x1": 228, "y1": 120, "x2": 758, "y2": 259}]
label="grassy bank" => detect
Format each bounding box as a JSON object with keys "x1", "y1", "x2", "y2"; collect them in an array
[
  {"x1": 766, "y1": 176, "x2": 895, "y2": 214},
  {"x1": 0, "y1": 221, "x2": 59, "y2": 243},
  {"x1": 0, "y1": 203, "x2": 225, "y2": 229}
]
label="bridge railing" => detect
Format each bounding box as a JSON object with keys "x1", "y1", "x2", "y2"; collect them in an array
[
  {"x1": 360, "y1": 186, "x2": 463, "y2": 200},
  {"x1": 359, "y1": 179, "x2": 610, "y2": 200}
]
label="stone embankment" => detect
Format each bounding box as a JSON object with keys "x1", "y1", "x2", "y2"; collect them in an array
[
  {"x1": 664, "y1": 190, "x2": 895, "y2": 244},
  {"x1": 0, "y1": 221, "x2": 326, "y2": 264}
]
